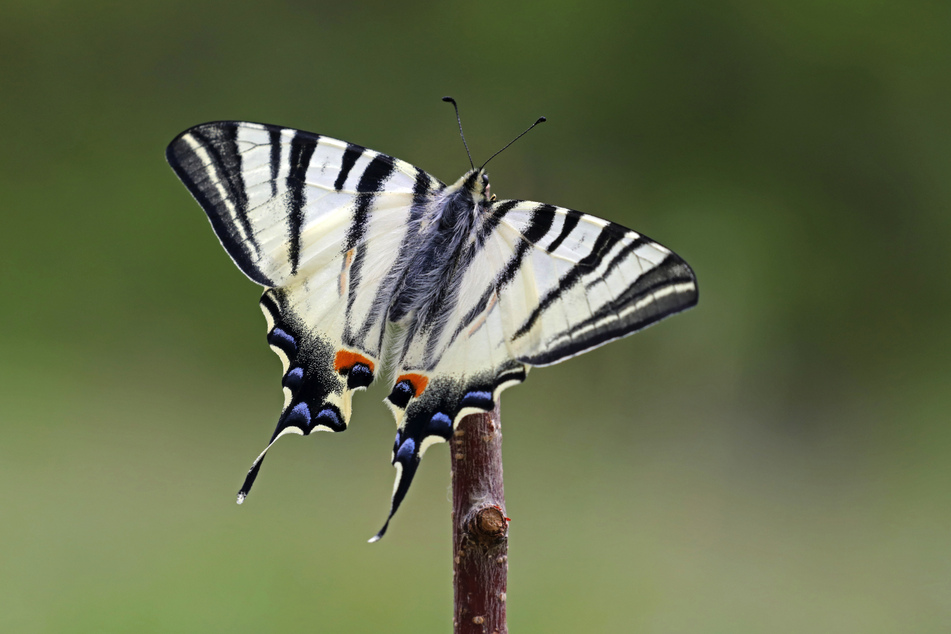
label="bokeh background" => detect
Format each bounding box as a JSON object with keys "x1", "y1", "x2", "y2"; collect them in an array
[{"x1": 3, "y1": 1, "x2": 949, "y2": 632}]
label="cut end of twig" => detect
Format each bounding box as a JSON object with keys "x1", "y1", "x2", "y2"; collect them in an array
[{"x1": 470, "y1": 505, "x2": 508, "y2": 543}]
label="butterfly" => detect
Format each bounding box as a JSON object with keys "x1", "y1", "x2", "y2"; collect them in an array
[{"x1": 166, "y1": 103, "x2": 698, "y2": 541}]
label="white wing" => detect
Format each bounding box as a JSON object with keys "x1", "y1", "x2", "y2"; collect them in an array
[
  {"x1": 495, "y1": 201, "x2": 698, "y2": 364},
  {"x1": 167, "y1": 121, "x2": 443, "y2": 501},
  {"x1": 371, "y1": 199, "x2": 697, "y2": 539}
]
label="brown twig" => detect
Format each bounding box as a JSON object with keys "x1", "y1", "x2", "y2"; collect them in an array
[{"x1": 451, "y1": 402, "x2": 508, "y2": 634}]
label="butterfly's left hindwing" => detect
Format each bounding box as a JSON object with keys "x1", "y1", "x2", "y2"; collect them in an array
[{"x1": 167, "y1": 121, "x2": 443, "y2": 501}]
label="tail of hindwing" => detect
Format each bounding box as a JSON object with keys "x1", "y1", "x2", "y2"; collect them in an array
[
  {"x1": 236, "y1": 290, "x2": 377, "y2": 503},
  {"x1": 370, "y1": 362, "x2": 527, "y2": 541}
]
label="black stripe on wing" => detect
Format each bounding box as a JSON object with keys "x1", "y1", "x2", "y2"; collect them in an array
[
  {"x1": 545, "y1": 208, "x2": 583, "y2": 252},
  {"x1": 287, "y1": 132, "x2": 318, "y2": 274},
  {"x1": 335, "y1": 144, "x2": 363, "y2": 191},
  {"x1": 340, "y1": 153, "x2": 398, "y2": 344},
  {"x1": 167, "y1": 122, "x2": 272, "y2": 285},
  {"x1": 268, "y1": 127, "x2": 281, "y2": 197},
  {"x1": 584, "y1": 235, "x2": 651, "y2": 289},
  {"x1": 518, "y1": 253, "x2": 698, "y2": 366}
]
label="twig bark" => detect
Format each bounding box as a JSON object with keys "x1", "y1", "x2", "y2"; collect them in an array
[{"x1": 451, "y1": 402, "x2": 508, "y2": 634}]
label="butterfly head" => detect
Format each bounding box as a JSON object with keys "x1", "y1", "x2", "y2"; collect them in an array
[
  {"x1": 442, "y1": 168, "x2": 492, "y2": 209},
  {"x1": 452, "y1": 168, "x2": 491, "y2": 202},
  {"x1": 435, "y1": 169, "x2": 493, "y2": 231}
]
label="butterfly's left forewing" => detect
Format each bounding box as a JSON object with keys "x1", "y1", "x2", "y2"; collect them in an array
[{"x1": 167, "y1": 121, "x2": 444, "y2": 501}]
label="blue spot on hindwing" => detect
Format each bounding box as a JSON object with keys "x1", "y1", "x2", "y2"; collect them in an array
[
  {"x1": 282, "y1": 402, "x2": 311, "y2": 430},
  {"x1": 268, "y1": 328, "x2": 297, "y2": 354},
  {"x1": 282, "y1": 367, "x2": 304, "y2": 391},
  {"x1": 396, "y1": 438, "x2": 416, "y2": 463},
  {"x1": 426, "y1": 412, "x2": 453, "y2": 438},
  {"x1": 347, "y1": 363, "x2": 373, "y2": 389},
  {"x1": 460, "y1": 390, "x2": 494, "y2": 410},
  {"x1": 387, "y1": 381, "x2": 414, "y2": 409},
  {"x1": 315, "y1": 406, "x2": 344, "y2": 431}
]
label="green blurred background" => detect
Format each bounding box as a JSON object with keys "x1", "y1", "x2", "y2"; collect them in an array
[{"x1": 2, "y1": 1, "x2": 949, "y2": 631}]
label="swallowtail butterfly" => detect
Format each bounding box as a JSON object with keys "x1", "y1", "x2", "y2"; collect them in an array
[{"x1": 166, "y1": 104, "x2": 698, "y2": 540}]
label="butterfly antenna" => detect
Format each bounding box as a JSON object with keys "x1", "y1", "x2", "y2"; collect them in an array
[
  {"x1": 480, "y1": 116, "x2": 546, "y2": 170},
  {"x1": 442, "y1": 96, "x2": 474, "y2": 170}
]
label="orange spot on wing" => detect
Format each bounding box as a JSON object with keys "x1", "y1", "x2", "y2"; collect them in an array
[
  {"x1": 334, "y1": 350, "x2": 376, "y2": 373},
  {"x1": 395, "y1": 373, "x2": 429, "y2": 397}
]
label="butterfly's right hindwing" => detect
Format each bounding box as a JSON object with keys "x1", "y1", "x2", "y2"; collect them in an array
[{"x1": 167, "y1": 121, "x2": 444, "y2": 502}]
